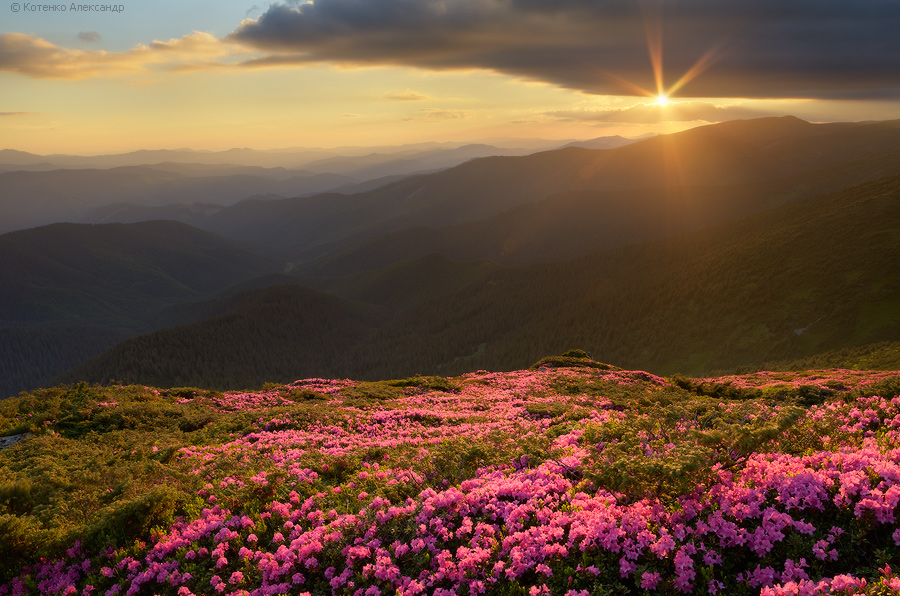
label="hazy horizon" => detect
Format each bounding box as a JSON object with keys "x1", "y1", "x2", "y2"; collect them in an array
[{"x1": 0, "y1": 132, "x2": 643, "y2": 157}]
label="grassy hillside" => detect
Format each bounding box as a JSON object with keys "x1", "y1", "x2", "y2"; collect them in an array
[
  {"x1": 749, "y1": 341, "x2": 900, "y2": 373},
  {"x1": 3, "y1": 357, "x2": 900, "y2": 594}
]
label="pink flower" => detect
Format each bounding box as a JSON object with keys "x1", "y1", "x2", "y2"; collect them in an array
[
  {"x1": 619, "y1": 557, "x2": 637, "y2": 578},
  {"x1": 650, "y1": 533, "x2": 676, "y2": 558},
  {"x1": 641, "y1": 572, "x2": 661, "y2": 590}
]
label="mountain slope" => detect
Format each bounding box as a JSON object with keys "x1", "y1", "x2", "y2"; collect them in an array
[
  {"x1": 360, "y1": 172, "x2": 900, "y2": 377},
  {"x1": 199, "y1": 117, "x2": 900, "y2": 264},
  {"x1": 0, "y1": 221, "x2": 278, "y2": 326},
  {"x1": 57, "y1": 285, "x2": 380, "y2": 389},
  {"x1": 296, "y1": 144, "x2": 900, "y2": 277},
  {"x1": 0, "y1": 221, "x2": 281, "y2": 396},
  {"x1": 59, "y1": 173, "x2": 900, "y2": 386},
  {"x1": 57, "y1": 255, "x2": 501, "y2": 388}
]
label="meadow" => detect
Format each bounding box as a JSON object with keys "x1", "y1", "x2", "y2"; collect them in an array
[{"x1": 2, "y1": 351, "x2": 900, "y2": 596}]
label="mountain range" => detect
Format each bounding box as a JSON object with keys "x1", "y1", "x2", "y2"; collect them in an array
[
  {"x1": 4, "y1": 116, "x2": 900, "y2": 396},
  {"x1": 0, "y1": 140, "x2": 586, "y2": 234}
]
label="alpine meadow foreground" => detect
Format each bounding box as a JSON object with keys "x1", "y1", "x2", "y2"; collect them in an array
[{"x1": 2, "y1": 352, "x2": 900, "y2": 596}]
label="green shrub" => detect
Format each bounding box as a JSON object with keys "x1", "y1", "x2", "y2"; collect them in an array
[
  {"x1": 81, "y1": 486, "x2": 181, "y2": 553},
  {"x1": 0, "y1": 479, "x2": 33, "y2": 515},
  {"x1": 0, "y1": 514, "x2": 51, "y2": 581},
  {"x1": 385, "y1": 375, "x2": 459, "y2": 392},
  {"x1": 282, "y1": 388, "x2": 329, "y2": 402},
  {"x1": 530, "y1": 350, "x2": 619, "y2": 371},
  {"x1": 579, "y1": 399, "x2": 804, "y2": 501}
]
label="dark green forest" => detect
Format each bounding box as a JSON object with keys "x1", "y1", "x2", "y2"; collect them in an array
[{"x1": 57, "y1": 173, "x2": 900, "y2": 390}]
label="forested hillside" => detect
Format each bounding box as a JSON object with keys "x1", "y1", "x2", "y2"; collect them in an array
[
  {"x1": 59, "y1": 173, "x2": 900, "y2": 388},
  {"x1": 0, "y1": 221, "x2": 280, "y2": 396},
  {"x1": 57, "y1": 285, "x2": 379, "y2": 389}
]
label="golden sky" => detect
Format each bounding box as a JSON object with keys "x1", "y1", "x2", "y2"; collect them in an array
[{"x1": 2, "y1": 0, "x2": 898, "y2": 154}]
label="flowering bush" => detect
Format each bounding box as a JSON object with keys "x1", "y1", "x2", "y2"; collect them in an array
[{"x1": 1, "y1": 362, "x2": 899, "y2": 595}]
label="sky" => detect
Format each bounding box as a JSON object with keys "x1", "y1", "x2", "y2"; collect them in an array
[{"x1": 2, "y1": 0, "x2": 899, "y2": 154}]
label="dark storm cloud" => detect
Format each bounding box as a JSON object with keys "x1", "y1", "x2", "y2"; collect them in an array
[{"x1": 229, "y1": 0, "x2": 900, "y2": 99}]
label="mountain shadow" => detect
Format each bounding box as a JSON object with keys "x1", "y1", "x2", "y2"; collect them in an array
[{"x1": 0, "y1": 221, "x2": 281, "y2": 396}]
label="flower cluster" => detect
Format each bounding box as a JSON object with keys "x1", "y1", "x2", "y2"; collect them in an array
[{"x1": 3, "y1": 366, "x2": 900, "y2": 596}]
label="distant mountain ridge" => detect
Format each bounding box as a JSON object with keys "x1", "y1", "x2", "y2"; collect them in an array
[
  {"x1": 7, "y1": 116, "x2": 900, "y2": 396},
  {"x1": 1, "y1": 139, "x2": 618, "y2": 234},
  {"x1": 0, "y1": 166, "x2": 356, "y2": 234},
  {"x1": 191, "y1": 117, "x2": 900, "y2": 266},
  {"x1": 0, "y1": 137, "x2": 591, "y2": 169}
]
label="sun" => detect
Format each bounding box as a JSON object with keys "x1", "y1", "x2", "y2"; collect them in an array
[{"x1": 655, "y1": 93, "x2": 670, "y2": 106}]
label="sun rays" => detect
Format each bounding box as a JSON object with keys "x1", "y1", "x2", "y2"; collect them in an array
[{"x1": 627, "y1": 0, "x2": 727, "y2": 107}]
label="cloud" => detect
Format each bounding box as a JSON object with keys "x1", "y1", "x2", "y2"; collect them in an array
[
  {"x1": 403, "y1": 108, "x2": 470, "y2": 121},
  {"x1": 383, "y1": 89, "x2": 433, "y2": 101},
  {"x1": 228, "y1": 0, "x2": 900, "y2": 99},
  {"x1": 77, "y1": 31, "x2": 102, "y2": 44},
  {"x1": 545, "y1": 101, "x2": 775, "y2": 124},
  {"x1": 0, "y1": 112, "x2": 36, "y2": 117},
  {"x1": 0, "y1": 31, "x2": 238, "y2": 80}
]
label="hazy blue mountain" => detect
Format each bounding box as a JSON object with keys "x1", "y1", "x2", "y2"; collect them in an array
[{"x1": 0, "y1": 166, "x2": 357, "y2": 234}]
